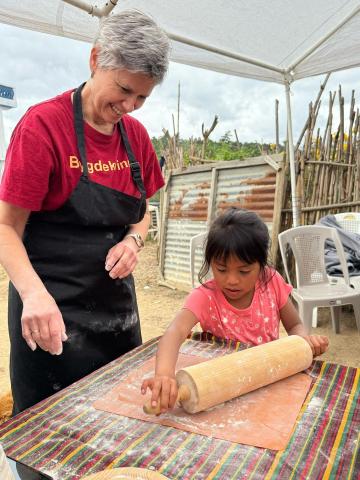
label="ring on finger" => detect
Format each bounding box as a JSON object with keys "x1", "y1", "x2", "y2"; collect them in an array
[{"x1": 31, "y1": 330, "x2": 40, "y2": 334}]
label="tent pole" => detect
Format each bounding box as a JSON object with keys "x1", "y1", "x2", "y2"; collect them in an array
[
  {"x1": 287, "y1": 4, "x2": 360, "y2": 74},
  {"x1": 284, "y1": 78, "x2": 300, "y2": 227},
  {"x1": 168, "y1": 32, "x2": 284, "y2": 76},
  {"x1": 62, "y1": 0, "x2": 118, "y2": 18}
]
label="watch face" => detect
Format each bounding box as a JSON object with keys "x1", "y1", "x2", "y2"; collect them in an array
[
  {"x1": 134, "y1": 234, "x2": 144, "y2": 247},
  {"x1": 126, "y1": 234, "x2": 143, "y2": 248}
]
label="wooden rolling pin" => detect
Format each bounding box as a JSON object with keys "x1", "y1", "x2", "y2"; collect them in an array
[
  {"x1": 81, "y1": 467, "x2": 169, "y2": 479},
  {"x1": 143, "y1": 335, "x2": 313, "y2": 415}
]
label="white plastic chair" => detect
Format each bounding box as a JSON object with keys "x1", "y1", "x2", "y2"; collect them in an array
[
  {"x1": 189, "y1": 232, "x2": 208, "y2": 288},
  {"x1": 332, "y1": 212, "x2": 360, "y2": 291},
  {"x1": 334, "y1": 211, "x2": 360, "y2": 234},
  {"x1": 147, "y1": 205, "x2": 160, "y2": 241},
  {"x1": 312, "y1": 212, "x2": 360, "y2": 327},
  {"x1": 278, "y1": 225, "x2": 360, "y2": 334}
]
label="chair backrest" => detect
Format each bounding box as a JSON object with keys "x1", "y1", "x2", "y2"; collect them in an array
[
  {"x1": 278, "y1": 225, "x2": 351, "y2": 287},
  {"x1": 147, "y1": 205, "x2": 160, "y2": 240},
  {"x1": 189, "y1": 232, "x2": 208, "y2": 288},
  {"x1": 334, "y1": 212, "x2": 360, "y2": 234}
]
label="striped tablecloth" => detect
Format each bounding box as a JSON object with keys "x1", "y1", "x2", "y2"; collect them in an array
[{"x1": 0, "y1": 333, "x2": 358, "y2": 479}]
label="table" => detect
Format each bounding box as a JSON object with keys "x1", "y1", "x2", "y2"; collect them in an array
[{"x1": 0, "y1": 333, "x2": 359, "y2": 479}]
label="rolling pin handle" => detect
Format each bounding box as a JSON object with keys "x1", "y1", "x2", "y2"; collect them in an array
[{"x1": 143, "y1": 384, "x2": 190, "y2": 415}]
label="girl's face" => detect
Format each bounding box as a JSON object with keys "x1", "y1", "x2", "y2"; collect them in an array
[{"x1": 210, "y1": 255, "x2": 261, "y2": 308}]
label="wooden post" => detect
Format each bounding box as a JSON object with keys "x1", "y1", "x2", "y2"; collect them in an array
[{"x1": 275, "y1": 99, "x2": 280, "y2": 153}]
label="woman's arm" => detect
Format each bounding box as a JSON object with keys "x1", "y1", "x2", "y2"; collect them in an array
[
  {"x1": 105, "y1": 199, "x2": 151, "y2": 279},
  {"x1": 0, "y1": 200, "x2": 67, "y2": 355},
  {"x1": 141, "y1": 308, "x2": 199, "y2": 413},
  {"x1": 280, "y1": 298, "x2": 329, "y2": 357}
]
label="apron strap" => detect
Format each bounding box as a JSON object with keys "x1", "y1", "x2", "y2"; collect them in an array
[
  {"x1": 73, "y1": 83, "x2": 89, "y2": 178},
  {"x1": 118, "y1": 121, "x2": 146, "y2": 198},
  {"x1": 73, "y1": 83, "x2": 146, "y2": 200}
]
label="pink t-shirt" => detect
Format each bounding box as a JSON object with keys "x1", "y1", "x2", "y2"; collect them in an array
[{"x1": 184, "y1": 269, "x2": 292, "y2": 345}]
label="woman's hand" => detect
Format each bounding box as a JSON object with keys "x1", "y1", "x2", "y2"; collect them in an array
[
  {"x1": 301, "y1": 334, "x2": 329, "y2": 357},
  {"x1": 141, "y1": 375, "x2": 178, "y2": 414},
  {"x1": 21, "y1": 289, "x2": 67, "y2": 355},
  {"x1": 105, "y1": 237, "x2": 140, "y2": 279}
]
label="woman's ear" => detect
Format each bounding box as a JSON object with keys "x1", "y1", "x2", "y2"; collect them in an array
[{"x1": 89, "y1": 47, "x2": 98, "y2": 76}]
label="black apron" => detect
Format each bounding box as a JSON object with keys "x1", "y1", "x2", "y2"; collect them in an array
[{"x1": 8, "y1": 83, "x2": 146, "y2": 414}]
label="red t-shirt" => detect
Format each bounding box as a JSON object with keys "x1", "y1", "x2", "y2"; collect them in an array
[{"x1": 0, "y1": 89, "x2": 164, "y2": 211}]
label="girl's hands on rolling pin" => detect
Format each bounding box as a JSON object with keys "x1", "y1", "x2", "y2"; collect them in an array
[
  {"x1": 21, "y1": 289, "x2": 68, "y2": 355},
  {"x1": 141, "y1": 375, "x2": 178, "y2": 414},
  {"x1": 302, "y1": 335, "x2": 329, "y2": 357}
]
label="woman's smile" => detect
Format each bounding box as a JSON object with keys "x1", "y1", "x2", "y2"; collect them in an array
[{"x1": 110, "y1": 103, "x2": 123, "y2": 116}]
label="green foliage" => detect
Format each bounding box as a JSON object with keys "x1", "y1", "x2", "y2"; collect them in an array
[
  {"x1": 219, "y1": 130, "x2": 233, "y2": 144},
  {"x1": 151, "y1": 136, "x2": 166, "y2": 158},
  {"x1": 151, "y1": 134, "x2": 283, "y2": 164}
]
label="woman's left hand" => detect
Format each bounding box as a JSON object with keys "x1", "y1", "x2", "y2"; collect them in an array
[
  {"x1": 105, "y1": 237, "x2": 139, "y2": 279},
  {"x1": 302, "y1": 334, "x2": 329, "y2": 357}
]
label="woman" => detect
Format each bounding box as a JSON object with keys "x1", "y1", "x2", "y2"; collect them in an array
[{"x1": 0, "y1": 10, "x2": 170, "y2": 414}]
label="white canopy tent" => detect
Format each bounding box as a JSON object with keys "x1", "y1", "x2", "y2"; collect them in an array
[{"x1": 1, "y1": 0, "x2": 360, "y2": 225}]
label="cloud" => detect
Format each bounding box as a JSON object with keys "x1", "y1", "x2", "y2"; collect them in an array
[
  {"x1": 1, "y1": 24, "x2": 89, "y2": 142},
  {"x1": 1, "y1": 22, "x2": 360, "y2": 150}
]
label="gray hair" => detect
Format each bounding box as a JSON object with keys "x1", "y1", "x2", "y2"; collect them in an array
[{"x1": 94, "y1": 10, "x2": 170, "y2": 83}]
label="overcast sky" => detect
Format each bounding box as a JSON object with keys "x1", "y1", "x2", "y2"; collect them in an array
[{"x1": 1, "y1": 22, "x2": 360, "y2": 148}]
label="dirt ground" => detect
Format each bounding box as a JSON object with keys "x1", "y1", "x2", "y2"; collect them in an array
[{"x1": 0, "y1": 240, "x2": 359, "y2": 420}]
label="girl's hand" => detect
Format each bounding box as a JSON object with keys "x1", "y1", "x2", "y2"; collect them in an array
[
  {"x1": 301, "y1": 335, "x2": 329, "y2": 357},
  {"x1": 141, "y1": 375, "x2": 178, "y2": 414},
  {"x1": 105, "y1": 237, "x2": 139, "y2": 279},
  {"x1": 21, "y1": 289, "x2": 68, "y2": 355}
]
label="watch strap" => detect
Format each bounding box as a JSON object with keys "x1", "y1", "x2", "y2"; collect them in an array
[{"x1": 125, "y1": 233, "x2": 144, "y2": 249}]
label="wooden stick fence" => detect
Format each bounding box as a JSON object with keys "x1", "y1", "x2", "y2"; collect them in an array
[{"x1": 281, "y1": 81, "x2": 360, "y2": 232}]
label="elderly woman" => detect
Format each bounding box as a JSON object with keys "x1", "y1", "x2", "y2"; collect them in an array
[{"x1": 0, "y1": 10, "x2": 170, "y2": 414}]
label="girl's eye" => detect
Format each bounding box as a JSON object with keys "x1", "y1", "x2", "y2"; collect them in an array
[
  {"x1": 240, "y1": 271, "x2": 250, "y2": 275},
  {"x1": 216, "y1": 267, "x2": 226, "y2": 273}
]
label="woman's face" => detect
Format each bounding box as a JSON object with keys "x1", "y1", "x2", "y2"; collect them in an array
[{"x1": 86, "y1": 48, "x2": 156, "y2": 126}]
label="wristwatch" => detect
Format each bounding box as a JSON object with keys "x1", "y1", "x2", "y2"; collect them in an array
[{"x1": 125, "y1": 233, "x2": 144, "y2": 250}]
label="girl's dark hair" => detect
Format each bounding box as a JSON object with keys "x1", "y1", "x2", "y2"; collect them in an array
[{"x1": 198, "y1": 208, "x2": 271, "y2": 285}]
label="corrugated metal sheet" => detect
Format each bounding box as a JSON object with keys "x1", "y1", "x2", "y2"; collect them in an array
[
  {"x1": 163, "y1": 171, "x2": 211, "y2": 285},
  {"x1": 163, "y1": 219, "x2": 207, "y2": 285},
  {"x1": 167, "y1": 171, "x2": 211, "y2": 221},
  {"x1": 215, "y1": 164, "x2": 276, "y2": 231},
  {"x1": 160, "y1": 156, "x2": 283, "y2": 289}
]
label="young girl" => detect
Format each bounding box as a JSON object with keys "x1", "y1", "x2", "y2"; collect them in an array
[{"x1": 141, "y1": 208, "x2": 329, "y2": 413}]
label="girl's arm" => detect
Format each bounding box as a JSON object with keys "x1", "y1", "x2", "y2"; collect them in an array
[
  {"x1": 141, "y1": 308, "x2": 198, "y2": 413},
  {"x1": 280, "y1": 298, "x2": 329, "y2": 357}
]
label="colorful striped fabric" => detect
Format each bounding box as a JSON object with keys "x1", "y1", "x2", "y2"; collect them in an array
[{"x1": 0, "y1": 333, "x2": 358, "y2": 479}]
